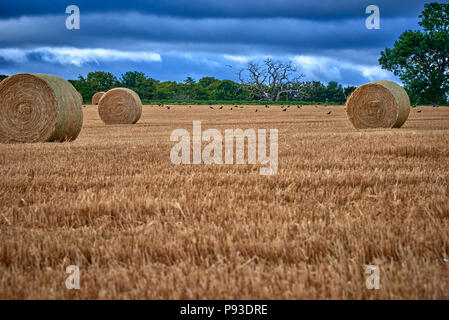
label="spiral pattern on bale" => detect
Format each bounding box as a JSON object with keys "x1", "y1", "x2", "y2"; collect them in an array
[
  {"x1": 98, "y1": 88, "x2": 142, "y2": 125},
  {"x1": 92, "y1": 91, "x2": 105, "y2": 105},
  {"x1": 346, "y1": 80, "x2": 410, "y2": 129},
  {"x1": 0, "y1": 73, "x2": 83, "y2": 143}
]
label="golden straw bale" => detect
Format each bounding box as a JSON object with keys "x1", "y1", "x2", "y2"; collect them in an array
[{"x1": 0, "y1": 73, "x2": 83, "y2": 143}]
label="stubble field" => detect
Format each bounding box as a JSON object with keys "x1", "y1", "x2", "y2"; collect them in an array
[{"x1": 0, "y1": 104, "x2": 448, "y2": 299}]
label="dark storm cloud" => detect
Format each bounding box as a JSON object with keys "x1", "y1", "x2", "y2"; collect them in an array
[
  {"x1": 0, "y1": 13, "x2": 417, "y2": 53},
  {"x1": 0, "y1": 0, "x2": 435, "y2": 19}
]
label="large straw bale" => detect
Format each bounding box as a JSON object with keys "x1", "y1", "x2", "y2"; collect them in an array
[
  {"x1": 92, "y1": 91, "x2": 105, "y2": 105},
  {"x1": 0, "y1": 73, "x2": 83, "y2": 143},
  {"x1": 98, "y1": 88, "x2": 142, "y2": 125},
  {"x1": 346, "y1": 80, "x2": 410, "y2": 129}
]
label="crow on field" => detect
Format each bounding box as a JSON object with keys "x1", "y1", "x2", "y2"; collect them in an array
[
  {"x1": 219, "y1": 106, "x2": 223, "y2": 110},
  {"x1": 255, "y1": 109, "x2": 258, "y2": 112},
  {"x1": 210, "y1": 106, "x2": 214, "y2": 110},
  {"x1": 417, "y1": 110, "x2": 422, "y2": 113},
  {"x1": 327, "y1": 111, "x2": 332, "y2": 115},
  {"x1": 166, "y1": 106, "x2": 170, "y2": 110},
  {"x1": 282, "y1": 108, "x2": 287, "y2": 112}
]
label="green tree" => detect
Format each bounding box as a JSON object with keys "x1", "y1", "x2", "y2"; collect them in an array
[
  {"x1": 344, "y1": 86, "x2": 357, "y2": 99},
  {"x1": 198, "y1": 77, "x2": 218, "y2": 88},
  {"x1": 211, "y1": 80, "x2": 241, "y2": 100},
  {"x1": 155, "y1": 81, "x2": 178, "y2": 100},
  {"x1": 325, "y1": 81, "x2": 345, "y2": 103},
  {"x1": 72, "y1": 71, "x2": 117, "y2": 100},
  {"x1": 300, "y1": 81, "x2": 327, "y2": 102},
  {"x1": 379, "y1": 2, "x2": 449, "y2": 104},
  {"x1": 0, "y1": 74, "x2": 8, "y2": 83},
  {"x1": 119, "y1": 71, "x2": 157, "y2": 99}
]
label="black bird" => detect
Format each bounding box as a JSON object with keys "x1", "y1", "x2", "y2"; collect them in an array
[
  {"x1": 230, "y1": 108, "x2": 233, "y2": 111},
  {"x1": 166, "y1": 106, "x2": 170, "y2": 110},
  {"x1": 287, "y1": 105, "x2": 290, "y2": 108},
  {"x1": 219, "y1": 106, "x2": 223, "y2": 110},
  {"x1": 282, "y1": 108, "x2": 287, "y2": 112},
  {"x1": 417, "y1": 110, "x2": 422, "y2": 113},
  {"x1": 210, "y1": 106, "x2": 214, "y2": 110},
  {"x1": 327, "y1": 111, "x2": 332, "y2": 115},
  {"x1": 297, "y1": 105, "x2": 301, "y2": 109},
  {"x1": 255, "y1": 109, "x2": 258, "y2": 112}
]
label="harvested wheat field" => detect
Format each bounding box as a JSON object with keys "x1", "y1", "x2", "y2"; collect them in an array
[{"x1": 0, "y1": 104, "x2": 448, "y2": 299}]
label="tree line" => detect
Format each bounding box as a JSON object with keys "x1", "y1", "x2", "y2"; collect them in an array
[{"x1": 65, "y1": 70, "x2": 356, "y2": 104}]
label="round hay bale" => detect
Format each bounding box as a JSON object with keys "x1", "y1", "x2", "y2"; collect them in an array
[
  {"x1": 346, "y1": 80, "x2": 410, "y2": 129},
  {"x1": 0, "y1": 73, "x2": 83, "y2": 143},
  {"x1": 98, "y1": 88, "x2": 142, "y2": 125},
  {"x1": 92, "y1": 91, "x2": 105, "y2": 105}
]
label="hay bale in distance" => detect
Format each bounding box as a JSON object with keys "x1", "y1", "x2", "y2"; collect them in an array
[
  {"x1": 0, "y1": 73, "x2": 83, "y2": 143},
  {"x1": 346, "y1": 80, "x2": 410, "y2": 129},
  {"x1": 92, "y1": 91, "x2": 105, "y2": 105},
  {"x1": 98, "y1": 88, "x2": 142, "y2": 125}
]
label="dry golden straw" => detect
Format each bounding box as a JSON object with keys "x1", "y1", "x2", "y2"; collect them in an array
[
  {"x1": 346, "y1": 80, "x2": 410, "y2": 129},
  {"x1": 78, "y1": 92, "x2": 83, "y2": 105},
  {"x1": 98, "y1": 88, "x2": 142, "y2": 125},
  {"x1": 92, "y1": 91, "x2": 105, "y2": 105},
  {"x1": 0, "y1": 73, "x2": 83, "y2": 143}
]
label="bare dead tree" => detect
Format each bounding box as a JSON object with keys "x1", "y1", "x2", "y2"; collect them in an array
[{"x1": 239, "y1": 58, "x2": 304, "y2": 101}]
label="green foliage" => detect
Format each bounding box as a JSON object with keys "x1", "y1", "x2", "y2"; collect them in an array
[
  {"x1": 0, "y1": 75, "x2": 8, "y2": 83},
  {"x1": 344, "y1": 86, "x2": 357, "y2": 98},
  {"x1": 71, "y1": 71, "x2": 118, "y2": 101},
  {"x1": 379, "y1": 2, "x2": 449, "y2": 104},
  {"x1": 120, "y1": 71, "x2": 157, "y2": 100},
  {"x1": 70, "y1": 71, "x2": 356, "y2": 104}
]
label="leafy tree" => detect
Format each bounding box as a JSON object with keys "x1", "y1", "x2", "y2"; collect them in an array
[
  {"x1": 213, "y1": 80, "x2": 242, "y2": 100},
  {"x1": 155, "y1": 81, "x2": 178, "y2": 99},
  {"x1": 300, "y1": 81, "x2": 327, "y2": 102},
  {"x1": 344, "y1": 86, "x2": 357, "y2": 99},
  {"x1": 0, "y1": 74, "x2": 8, "y2": 82},
  {"x1": 379, "y1": 2, "x2": 449, "y2": 104},
  {"x1": 198, "y1": 77, "x2": 219, "y2": 88},
  {"x1": 325, "y1": 81, "x2": 345, "y2": 103},
  {"x1": 119, "y1": 71, "x2": 157, "y2": 99},
  {"x1": 72, "y1": 71, "x2": 117, "y2": 100}
]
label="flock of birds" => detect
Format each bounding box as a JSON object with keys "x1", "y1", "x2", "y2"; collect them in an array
[
  {"x1": 154, "y1": 103, "x2": 335, "y2": 114},
  {"x1": 154, "y1": 103, "x2": 425, "y2": 114}
]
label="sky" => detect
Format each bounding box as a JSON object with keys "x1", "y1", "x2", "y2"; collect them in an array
[{"x1": 0, "y1": 0, "x2": 439, "y2": 86}]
